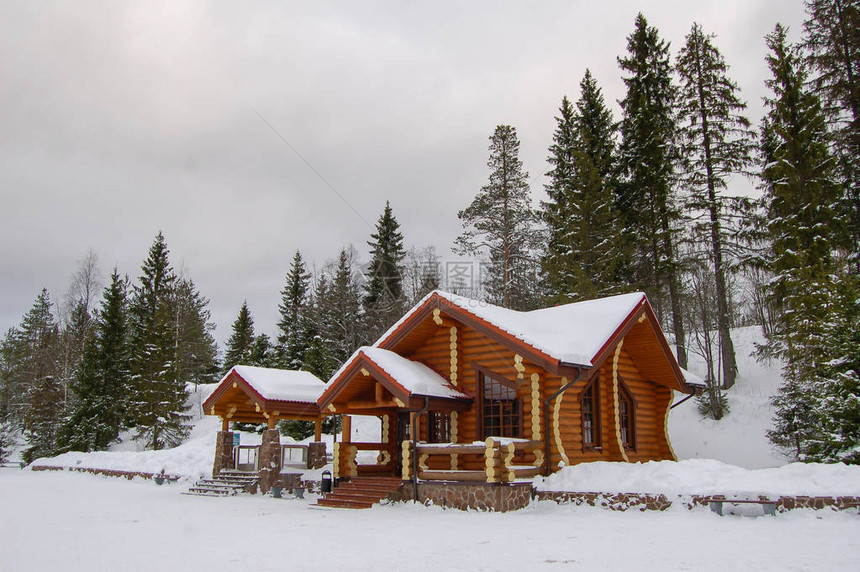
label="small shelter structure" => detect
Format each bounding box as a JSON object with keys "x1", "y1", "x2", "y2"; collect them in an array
[{"x1": 203, "y1": 366, "x2": 327, "y2": 492}]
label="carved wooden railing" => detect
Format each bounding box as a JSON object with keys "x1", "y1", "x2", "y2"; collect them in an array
[
  {"x1": 403, "y1": 438, "x2": 543, "y2": 483},
  {"x1": 333, "y1": 442, "x2": 396, "y2": 478}
]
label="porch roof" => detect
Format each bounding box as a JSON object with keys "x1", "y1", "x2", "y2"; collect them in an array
[
  {"x1": 203, "y1": 366, "x2": 325, "y2": 422},
  {"x1": 319, "y1": 347, "x2": 471, "y2": 413},
  {"x1": 360, "y1": 347, "x2": 470, "y2": 400}
]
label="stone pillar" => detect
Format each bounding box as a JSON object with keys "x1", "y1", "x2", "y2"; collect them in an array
[
  {"x1": 212, "y1": 431, "x2": 234, "y2": 477},
  {"x1": 258, "y1": 429, "x2": 282, "y2": 494},
  {"x1": 307, "y1": 442, "x2": 326, "y2": 469}
]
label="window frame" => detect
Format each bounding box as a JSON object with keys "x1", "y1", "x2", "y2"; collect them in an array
[
  {"x1": 428, "y1": 411, "x2": 451, "y2": 443},
  {"x1": 617, "y1": 376, "x2": 637, "y2": 451},
  {"x1": 474, "y1": 364, "x2": 522, "y2": 440},
  {"x1": 579, "y1": 375, "x2": 601, "y2": 451}
]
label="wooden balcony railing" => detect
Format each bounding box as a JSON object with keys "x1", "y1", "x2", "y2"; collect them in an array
[{"x1": 403, "y1": 438, "x2": 543, "y2": 483}]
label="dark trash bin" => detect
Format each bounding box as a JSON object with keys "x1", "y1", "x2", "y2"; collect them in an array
[{"x1": 321, "y1": 470, "x2": 332, "y2": 494}]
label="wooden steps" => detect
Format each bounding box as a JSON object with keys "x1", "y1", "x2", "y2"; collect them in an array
[
  {"x1": 315, "y1": 476, "x2": 403, "y2": 509},
  {"x1": 184, "y1": 471, "x2": 259, "y2": 497}
]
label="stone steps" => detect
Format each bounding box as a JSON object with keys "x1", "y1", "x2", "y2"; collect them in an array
[{"x1": 185, "y1": 472, "x2": 259, "y2": 497}]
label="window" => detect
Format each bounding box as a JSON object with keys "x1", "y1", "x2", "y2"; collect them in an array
[
  {"x1": 618, "y1": 381, "x2": 635, "y2": 450},
  {"x1": 428, "y1": 411, "x2": 451, "y2": 443},
  {"x1": 580, "y1": 378, "x2": 600, "y2": 449},
  {"x1": 479, "y1": 369, "x2": 521, "y2": 439}
]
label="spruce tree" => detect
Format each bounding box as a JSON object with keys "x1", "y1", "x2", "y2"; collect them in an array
[
  {"x1": 456, "y1": 124, "x2": 541, "y2": 310},
  {"x1": 676, "y1": 23, "x2": 757, "y2": 390},
  {"x1": 22, "y1": 374, "x2": 64, "y2": 463},
  {"x1": 59, "y1": 269, "x2": 131, "y2": 452},
  {"x1": 760, "y1": 24, "x2": 856, "y2": 461},
  {"x1": 277, "y1": 250, "x2": 312, "y2": 369},
  {"x1": 248, "y1": 333, "x2": 278, "y2": 368},
  {"x1": 804, "y1": 0, "x2": 860, "y2": 267},
  {"x1": 326, "y1": 248, "x2": 367, "y2": 362},
  {"x1": 127, "y1": 233, "x2": 189, "y2": 450},
  {"x1": 542, "y1": 71, "x2": 622, "y2": 303},
  {"x1": 171, "y1": 277, "x2": 219, "y2": 389},
  {"x1": 222, "y1": 302, "x2": 255, "y2": 374},
  {"x1": 364, "y1": 202, "x2": 407, "y2": 339},
  {"x1": 617, "y1": 13, "x2": 687, "y2": 367}
]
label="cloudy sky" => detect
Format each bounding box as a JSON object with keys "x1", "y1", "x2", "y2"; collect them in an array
[{"x1": 0, "y1": 1, "x2": 806, "y2": 348}]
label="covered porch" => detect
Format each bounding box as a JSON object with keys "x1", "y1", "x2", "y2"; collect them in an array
[
  {"x1": 203, "y1": 366, "x2": 329, "y2": 493},
  {"x1": 319, "y1": 346, "x2": 541, "y2": 484}
]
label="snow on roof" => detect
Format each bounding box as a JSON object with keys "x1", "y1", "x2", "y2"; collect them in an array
[
  {"x1": 360, "y1": 347, "x2": 470, "y2": 400},
  {"x1": 226, "y1": 365, "x2": 326, "y2": 403},
  {"x1": 680, "y1": 367, "x2": 706, "y2": 387},
  {"x1": 384, "y1": 290, "x2": 646, "y2": 366}
]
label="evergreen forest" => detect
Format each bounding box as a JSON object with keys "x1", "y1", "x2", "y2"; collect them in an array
[{"x1": 1, "y1": 2, "x2": 857, "y2": 465}]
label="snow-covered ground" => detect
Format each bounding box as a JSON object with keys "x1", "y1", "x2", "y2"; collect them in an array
[{"x1": 1, "y1": 469, "x2": 858, "y2": 572}]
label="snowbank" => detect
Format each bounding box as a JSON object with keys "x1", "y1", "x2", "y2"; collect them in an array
[
  {"x1": 535, "y1": 459, "x2": 860, "y2": 497},
  {"x1": 31, "y1": 416, "x2": 221, "y2": 480}
]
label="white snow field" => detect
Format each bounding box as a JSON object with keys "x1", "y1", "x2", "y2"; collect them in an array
[{"x1": 1, "y1": 469, "x2": 858, "y2": 572}]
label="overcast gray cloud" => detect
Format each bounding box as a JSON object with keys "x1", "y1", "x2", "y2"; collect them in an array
[{"x1": 0, "y1": 0, "x2": 806, "y2": 347}]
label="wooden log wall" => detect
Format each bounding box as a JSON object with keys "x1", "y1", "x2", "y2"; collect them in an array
[
  {"x1": 409, "y1": 320, "x2": 543, "y2": 472},
  {"x1": 403, "y1": 314, "x2": 678, "y2": 473}
]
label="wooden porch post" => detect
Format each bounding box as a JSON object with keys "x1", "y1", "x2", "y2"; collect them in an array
[
  {"x1": 342, "y1": 415, "x2": 352, "y2": 443},
  {"x1": 314, "y1": 416, "x2": 322, "y2": 442},
  {"x1": 221, "y1": 417, "x2": 229, "y2": 432}
]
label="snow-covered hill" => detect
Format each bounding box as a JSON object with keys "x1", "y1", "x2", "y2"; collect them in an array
[{"x1": 668, "y1": 325, "x2": 785, "y2": 468}]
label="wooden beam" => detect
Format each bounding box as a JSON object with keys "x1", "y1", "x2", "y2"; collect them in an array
[
  {"x1": 346, "y1": 399, "x2": 400, "y2": 410},
  {"x1": 342, "y1": 415, "x2": 352, "y2": 444},
  {"x1": 267, "y1": 415, "x2": 276, "y2": 429},
  {"x1": 314, "y1": 417, "x2": 322, "y2": 442},
  {"x1": 221, "y1": 417, "x2": 229, "y2": 432},
  {"x1": 418, "y1": 469, "x2": 487, "y2": 482}
]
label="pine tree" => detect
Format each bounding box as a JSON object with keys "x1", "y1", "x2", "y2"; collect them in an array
[
  {"x1": 127, "y1": 233, "x2": 189, "y2": 450},
  {"x1": 364, "y1": 202, "x2": 407, "y2": 339},
  {"x1": 617, "y1": 13, "x2": 687, "y2": 368},
  {"x1": 456, "y1": 124, "x2": 541, "y2": 309},
  {"x1": 325, "y1": 248, "x2": 366, "y2": 362},
  {"x1": 222, "y1": 302, "x2": 255, "y2": 374},
  {"x1": 804, "y1": 0, "x2": 860, "y2": 267},
  {"x1": 4, "y1": 290, "x2": 61, "y2": 429},
  {"x1": 58, "y1": 269, "x2": 131, "y2": 452},
  {"x1": 676, "y1": 23, "x2": 757, "y2": 390},
  {"x1": 542, "y1": 71, "x2": 622, "y2": 303},
  {"x1": 805, "y1": 278, "x2": 860, "y2": 463},
  {"x1": 248, "y1": 333, "x2": 278, "y2": 368},
  {"x1": 277, "y1": 250, "x2": 312, "y2": 369},
  {"x1": 171, "y1": 277, "x2": 219, "y2": 389},
  {"x1": 760, "y1": 24, "x2": 856, "y2": 461},
  {"x1": 22, "y1": 374, "x2": 64, "y2": 463}
]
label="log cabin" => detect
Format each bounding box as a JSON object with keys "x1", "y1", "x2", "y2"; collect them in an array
[{"x1": 319, "y1": 290, "x2": 703, "y2": 497}]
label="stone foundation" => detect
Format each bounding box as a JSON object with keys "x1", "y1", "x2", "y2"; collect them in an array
[
  {"x1": 538, "y1": 491, "x2": 860, "y2": 513},
  {"x1": 536, "y1": 491, "x2": 672, "y2": 511},
  {"x1": 393, "y1": 480, "x2": 533, "y2": 512},
  {"x1": 257, "y1": 429, "x2": 282, "y2": 494},
  {"x1": 212, "y1": 431, "x2": 234, "y2": 477},
  {"x1": 307, "y1": 442, "x2": 326, "y2": 469}
]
